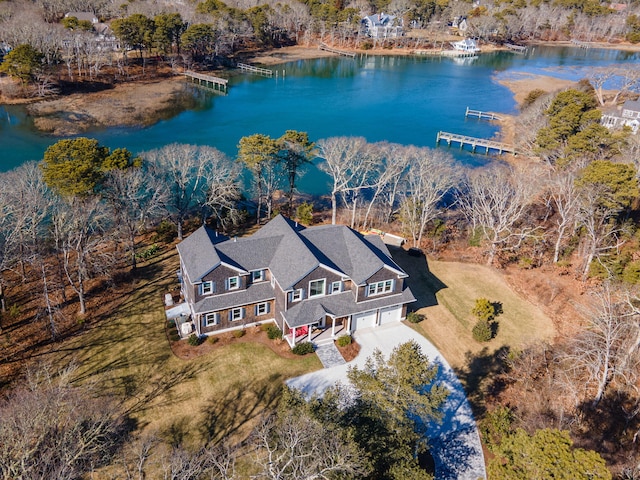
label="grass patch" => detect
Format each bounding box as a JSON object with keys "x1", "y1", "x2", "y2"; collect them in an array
[
  {"x1": 393, "y1": 250, "x2": 555, "y2": 369},
  {"x1": 48, "y1": 249, "x2": 321, "y2": 446}
]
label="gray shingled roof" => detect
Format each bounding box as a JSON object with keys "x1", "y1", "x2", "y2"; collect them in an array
[
  {"x1": 217, "y1": 236, "x2": 282, "y2": 271},
  {"x1": 178, "y1": 215, "x2": 409, "y2": 291},
  {"x1": 176, "y1": 226, "x2": 228, "y2": 282},
  {"x1": 623, "y1": 99, "x2": 640, "y2": 112},
  {"x1": 301, "y1": 225, "x2": 406, "y2": 285},
  {"x1": 194, "y1": 282, "x2": 275, "y2": 314},
  {"x1": 282, "y1": 287, "x2": 416, "y2": 328}
]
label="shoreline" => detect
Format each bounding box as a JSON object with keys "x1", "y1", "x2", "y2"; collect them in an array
[{"x1": 2, "y1": 39, "x2": 632, "y2": 137}]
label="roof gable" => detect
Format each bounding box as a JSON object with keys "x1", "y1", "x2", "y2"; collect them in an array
[{"x1": 176, "y1": 226, "x2": 229, "y2": 282}]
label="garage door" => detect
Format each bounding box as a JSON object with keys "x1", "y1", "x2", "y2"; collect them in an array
[
  {"x1": 352, "y1": 310, "x2": 377, "y2": 331},
  {"x1": 379, "y1": 306, "x2": 401, "y2": 325}
]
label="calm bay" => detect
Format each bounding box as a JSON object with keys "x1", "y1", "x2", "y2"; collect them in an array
[{"x1": 1, "y1": 45, "x2": 638, "y2": 194}]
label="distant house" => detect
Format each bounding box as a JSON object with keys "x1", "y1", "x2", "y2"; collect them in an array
[
  {"x1": 362, "y1": 13, "x2": 403, "y2": 39},
  {"x1": 62, "y1": 11, "x2": 119, "y2": 51},
  {"x1": 451, "y1": 38, "x2": 481, "y2": 53},
  {"x1": 601, "y1": 99, "x2": 640, "y2": 134},
  {"x1": 174, "y1": 215, "x2": 415, "y2": 347},
  {"x1": 449, "y1": 16, "x2": 468, "y2": 35}
]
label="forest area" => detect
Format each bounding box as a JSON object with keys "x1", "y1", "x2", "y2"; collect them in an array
[
  {"x1": 0, "y1": 0, "x2": 640, "y2": 98},
  {"x1": 1, "y1": 0, "x2": 640, "y2": 476}
]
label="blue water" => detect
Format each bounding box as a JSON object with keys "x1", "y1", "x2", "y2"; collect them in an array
[{"x1": 1, "y1": 46, "x2": 638, "y2": 194}]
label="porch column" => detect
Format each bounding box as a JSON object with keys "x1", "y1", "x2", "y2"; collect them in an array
[
  {"x1": 292, "y1": 327, "x2": 296, "y2": 346},
  {"x1": 347, "y1": 315, "x2": 352, "y2": 334},
  {"x1": 331, "y1": 317, "x2": 336, "y2": 337},
  {"x1": 307, "y1": 326, "x2": 312, "y2": 342}
]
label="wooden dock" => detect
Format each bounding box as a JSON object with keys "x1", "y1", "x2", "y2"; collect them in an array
[
  {"x1": 415, "y1": 49, "x2": 479, "y2": 58},
  {"x1": 465, "y1": 107, "x2": 502, "y2": 121},
  {"x1": 184, "y1": 71, "x2": 228, "y2": 93},
  {"x1": 571, "y1": 40, "x2": 591, "y2": 49},
  {"x1": 436, "y1": 131, "x2": 517, "y2": 155},
  {"x1": 319, "y1": 43, "x2": 356, "y2": 58},
  {"x1": 504, "y1": 43, "x2": 527, "y2": 53},
  {"x1": 237, "y1": 63, "x2": 273, "y2": 77}
]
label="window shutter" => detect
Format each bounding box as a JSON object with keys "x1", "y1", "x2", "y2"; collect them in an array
[
  {"x1": 254, "y1": 305, "x2": 258, "y2": 316},
  {"x1": 266, "y1": 303, "x2": 271, "y2": 314},
  {"x1": 228, "y1": 311, "x2": 232, "y2": 321},
  {"x1": 241, "y1": 308, "x2": 245, "y2": 319}
]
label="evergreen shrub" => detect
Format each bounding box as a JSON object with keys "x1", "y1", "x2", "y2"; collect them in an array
[{"x1": 292, "y1": 342, "x2": 314, "y2": 355}]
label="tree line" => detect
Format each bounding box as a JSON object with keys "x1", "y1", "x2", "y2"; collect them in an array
[{"x1": 1, "y1": 0, "x2": 639, "y2": 96}]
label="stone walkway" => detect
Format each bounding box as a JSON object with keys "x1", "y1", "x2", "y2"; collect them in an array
[{"x1": 314, "y1": 342, "x2": 346, "y2": 368}]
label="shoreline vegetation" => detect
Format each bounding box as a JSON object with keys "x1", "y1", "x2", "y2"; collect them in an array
[{"x1": 3, "y1": 39, "x2": 640, "y2": 138}]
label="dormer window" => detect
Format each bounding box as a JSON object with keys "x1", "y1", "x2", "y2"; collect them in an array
[
  {"x1": 251, "y1": 270, "x2": 265, "y2": 282},
  {"x1": 228, "y1": 276, "x2": 239, "y2": 290},
  {"x1": 331, "y1": 281, "x2": 342, "y2": 294},
  {"x1": 200, "y1": 281, "x2": 215, "y2": 295},
  {"x1": 367, "y1": 279, "x2": 393, "y2": 297}
]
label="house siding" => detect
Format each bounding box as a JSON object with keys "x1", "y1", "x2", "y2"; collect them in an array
[
  {"x1": 357, "y1": 268, "x2": 403, "y2": 302},
  {"x1": 292, "y1": 266, "x2": 343, "y2": 298},
  {"x1": 274, "y1": 283, "x2": 287, "y2": 332},
  {"x1": 194, "y1": 265, "x2": 247, "y2": 304},
  {"x1": 200, "y1": 300, "x2": 274, "y2": 334}
]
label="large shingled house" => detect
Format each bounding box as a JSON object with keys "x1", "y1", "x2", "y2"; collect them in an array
[{"x1": 175, "y1": 215, "x2": 415, "y2": 347}]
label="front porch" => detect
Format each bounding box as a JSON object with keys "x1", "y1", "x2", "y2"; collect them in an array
[{"x1": 284, "y1": 316, "x2": 350, "y2": 347}]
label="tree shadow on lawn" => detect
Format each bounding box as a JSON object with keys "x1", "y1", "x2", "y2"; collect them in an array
[
  {"x1": 196, "y1": 374, "x2": 282, "y2": 446},
  {"x1": 389, "y1": 247, "x2": 447, "y2": 310},
  {"x1": 454, "y1": 346, "x2": 511, "y2": 417}
]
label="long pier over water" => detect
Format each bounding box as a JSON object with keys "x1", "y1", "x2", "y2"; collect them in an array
[
  {"x1": 436, "y1": 131, "x2": 517, "y2": 155},
  {"x1": 184, "y1": 71, "x2": 228, "y2": 93}
]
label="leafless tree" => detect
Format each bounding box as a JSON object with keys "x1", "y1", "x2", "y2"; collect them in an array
[
  {"x1": 102, "y1": 165, "x2": 167, "y2": 270},
  {"x1": 561, "y1": 283, "x2": 635, "y2": 407},
  {"x1": 252, "y1": 411, "x2": 366, "y2": 480},
  {"x1": 545, "y1": 168, "x2": 580, "y2": 263},
  {"x1": 52, "y1": 196, "x2": 112, "y2": 315},
  {"x1": 144, "y1": 144, "x2": 236, "y2": 240},
  {"x1": 399, "y1": 147, "x2": 460, "y2": 248},
  {"x1": 317, "y1": 136, "x2": 371, "y2": 226},
  {"x1": 360, "y1": 142, "x2": 410, "y2": 230},
  {"x1": 458, "y1": 163, "x2": 539, "y2": 266},
  {"x1": 0, "y1": 363, "x2": 126, "y2": 479}
]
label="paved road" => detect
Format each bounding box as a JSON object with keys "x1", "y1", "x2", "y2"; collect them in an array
[{"x1": 286, "y1": 322, "x2": 486, "y2": 480}]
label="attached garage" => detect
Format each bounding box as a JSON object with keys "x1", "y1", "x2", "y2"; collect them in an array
[
  {"x1": 379, "y1": 305, "x2": 402, "y2": 325},
  {"x1": 352, "y1": 310, "x2": 377, "y2": 331}
]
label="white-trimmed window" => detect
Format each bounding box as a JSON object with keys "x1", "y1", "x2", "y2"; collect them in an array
[
  {"x1": 331, "y1": 281, "x2": 342, "y2": 294},
  {"x1": 227, "y1": 276, "x2": 240, "y2": 290},
  {"x1": 251, "y1": 270, "x2": 265, "y2": 282},
  {"x1": 367, "y1": 279, "x2": 394, "y2": 297},
  {"x1": 309, "y1": 279, "x2": 326, "y2": 298},
  {"x1": 255, "y1": 302, "x2": 270, "y2": 316},
  {"x1": 229, "y1": 307, "x2": 244, "y2": 321},
  {"x1": 291, "y1": 289, "x2": 303, "y2": 302},
  {"x1": 200, "y1": 281, "x2": 215, "y2": 295},
  {"x1": 204, "y1": 312, "x2": 219, "y2": 326}
]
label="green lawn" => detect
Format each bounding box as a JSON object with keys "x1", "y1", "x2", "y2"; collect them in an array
[
  {"x1": 393, "y1": 249, "x2": 556, "y2": 369},
  {"x1": 52, "y1": 249, "x2": 321, "y2": 445}
]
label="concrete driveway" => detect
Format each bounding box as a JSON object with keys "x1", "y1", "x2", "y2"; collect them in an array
[{"x1": 286, "y1": 322, "x2": 486, "y2": 480}]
